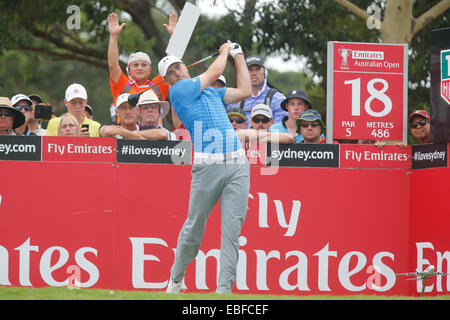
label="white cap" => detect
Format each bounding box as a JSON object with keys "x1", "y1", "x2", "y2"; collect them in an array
[
  {"x1": 116, "y1": 93, "x2": 131, "y2": 108},
  {"x1": 10, "y1": 94, "x2": 32, "y2": 106},
  {"x1": 137, "y1": 90, "x2": 170, "y2": 120},
  {"x1": 128, "y1": 52, "x2": 151, "y2": 65},
  {"x1": 65, "y1": 83, "x2": 87, "y2": 101},
  {"x1": 158, "y1": 55, "x2": 183, "y2": 77},
  {"x1": 251, "y1": 104, "x2": 273, "y2": 119}
]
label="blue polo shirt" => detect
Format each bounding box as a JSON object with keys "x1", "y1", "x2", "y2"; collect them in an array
[{"x1": 170, "y1": 76, "x2": 242, "y2": 153}]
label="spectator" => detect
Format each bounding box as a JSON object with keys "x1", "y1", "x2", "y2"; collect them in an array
[
  {"x1": 11, "y1": 94, "x2": 48, "y2": 136},
  {"x1": 227, "y1": 55, "x2": 287, "y2": 127},
  {"x1": 100, "y1": 93, "x2": 168, "y2": 140},
  {"x1": 10, "y1": 94, "x2": 34, "y2": 135},
  {"x1": 58, "y1": 113, "x2": 81, "y2": 137},
  {"x1": 46, "y1": 83, "x2": 101, "y2": 137},
  {"x1": 210, "y1": 75, "x2": 226, "y2": 89},
  {"x1": 227, "y1": 106, "x2": 247, "y2": 131},
  {"x1": 0, "y1": 97, "x2": 25, "y2": 136},
  {"x1": 296, "y1": 109, "x2": 326, "y2": 144},
  {"x1": 409, "y1": 110, "x2": 430, "y2": 144},
  {"x1": 136, "y1": 90, "x2": 176, "y2": 140},
  {"x1": 236, "y1": 104, "x2": 294, "y2": 144},
  {"x1": 269, "y1": 89, "x2": 311, "y2": 142},
  {"x1": 27, "y1": 94, "x2": 48, "y2": 136},
  {"x1": 107, "y1": 12, "x2": 175, "y2": 105},
  {"x1": 85, "y1": 105, "x2": 94, "y2": 120}
]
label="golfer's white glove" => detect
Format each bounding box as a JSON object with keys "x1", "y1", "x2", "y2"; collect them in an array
[{"x1": 228, "y1": 42, "x2": 243, "y2": 58}]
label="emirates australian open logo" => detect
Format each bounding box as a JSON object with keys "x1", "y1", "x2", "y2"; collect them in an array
[{"x1": 441, "y1": 49, "x2": 450, "y2": 106}]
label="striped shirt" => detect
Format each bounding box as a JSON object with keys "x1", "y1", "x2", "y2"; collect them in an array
[
  {"x1": 227, "y1": 79, "x2": 287, "y2": 128},
  {"x1": 170, "y1": 76, "x2": 242, "y2": 153}
]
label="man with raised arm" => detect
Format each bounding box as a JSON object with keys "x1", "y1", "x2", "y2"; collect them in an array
[{"x1": 158, "y1": 41, "x2": 251, "y2": 294}]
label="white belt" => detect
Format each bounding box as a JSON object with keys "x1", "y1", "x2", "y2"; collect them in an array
[{"x1": 193, "y1": 148, "x2": 245, "y2": 161}]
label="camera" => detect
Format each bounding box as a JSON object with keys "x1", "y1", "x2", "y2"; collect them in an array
[
  {"x1": 34, "y1": 104, "x2": 53, "y2": 120},
  {"x1": 81, "y1": 124, "x2": 89, "y2": 131}
]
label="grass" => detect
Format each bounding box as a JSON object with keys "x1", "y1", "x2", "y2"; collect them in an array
[{"x1": 0, "y1": 286, "x2": 449, "y2": 300}]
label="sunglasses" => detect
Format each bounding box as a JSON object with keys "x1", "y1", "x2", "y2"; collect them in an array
[
  {"x1": 0, "y1": 111, "x2": 13, "y2": 117},
  {"x1": 229, "y1": 118, "x2": 246, "y2": 124},
  {"x1": 252, "y1": 117, "x2": 271, "y2": 124},
  {"x1": 410, "y1": 119, "x2": 429, "y2": 129},
  {"x1": 300, "y1": 122, "x2": 320, "y2": 128},
  {"x1": 15, "y1": 105, "x2": 32, "y2": 112}
]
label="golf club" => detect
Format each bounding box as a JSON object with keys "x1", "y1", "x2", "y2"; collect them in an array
[{"x1": 128, "y1": 44, "x2": 239, "y2": 106}]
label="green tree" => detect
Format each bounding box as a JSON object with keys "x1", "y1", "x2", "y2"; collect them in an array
[{"x1": 255, "y1": 0, "x2": 450, "y2": 114}]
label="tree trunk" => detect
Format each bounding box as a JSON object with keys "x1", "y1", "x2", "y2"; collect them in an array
[{"x1": 381, "y1": 0, "x2": 414, "y2": 44}]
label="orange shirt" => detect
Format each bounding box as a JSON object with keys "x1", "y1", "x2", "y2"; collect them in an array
[{"x1": 109, "y1": 71, "x2": 169, "y2": 105}]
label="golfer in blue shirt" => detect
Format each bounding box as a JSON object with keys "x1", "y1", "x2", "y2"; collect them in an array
[{"x1": 159, "y1": 41, "x2": 251, "y2": 294}]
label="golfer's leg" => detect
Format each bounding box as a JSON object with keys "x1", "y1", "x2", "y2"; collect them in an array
[
  {"x1": 217, "y1": 161, "x2": 250, "y2": 293},
  {"x1": 170, "y1": 164, "x2": 224, "y2": 283}
]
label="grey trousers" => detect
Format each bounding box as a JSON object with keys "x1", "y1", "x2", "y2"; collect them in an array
[{"x1": 170, "y1": 155, "x2": 250, "y2": 293}]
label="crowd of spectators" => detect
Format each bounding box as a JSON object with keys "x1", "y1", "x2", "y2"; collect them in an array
[{"x1": 0, "y1": 12, "x2": 431, "y2": 146}]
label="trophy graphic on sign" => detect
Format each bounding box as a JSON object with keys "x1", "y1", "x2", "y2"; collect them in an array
[{"x1": 338, "y1": 48, "x2": 352, "y2": 69}]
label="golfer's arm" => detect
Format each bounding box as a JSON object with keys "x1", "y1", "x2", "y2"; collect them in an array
[
  {"x1": 223, "y1": 54, "x2": 251, "y2": 105},
  {"x1": 108, "y1": 34, "x2": 122, "y2": 83}
]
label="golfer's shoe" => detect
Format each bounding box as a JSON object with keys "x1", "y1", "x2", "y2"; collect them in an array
[{"x1": 166, "y1": 278, "x2": 182, "y2": 293}]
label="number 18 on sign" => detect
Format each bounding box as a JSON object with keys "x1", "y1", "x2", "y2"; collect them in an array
[{"x1": 326, "y1": 42, "x2": 408, "y2": 142}]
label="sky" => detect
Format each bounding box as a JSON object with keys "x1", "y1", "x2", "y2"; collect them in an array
[{"x1": 195, "y1": 0, "x2": 305, "y2": 73}]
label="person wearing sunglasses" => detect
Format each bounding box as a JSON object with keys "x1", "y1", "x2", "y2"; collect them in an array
[
  {"x1": 10, "y1": 94, "x2": 35, "y2": 136},
  {"x1": 0, "y1": 97, "x2": 25, "y2": 136},
  {"x1": 296, "y1": 109, "x2": 326, "y2": 144},
  {"x1": 236, "y1": 104, "x2": 294, "y2": 143},
  {"x1": 227, "y1": 106, "x2": 247, "y2": 130},
  {"x1": 409, "y1": 110, "x2": 430, "y2": 144}
]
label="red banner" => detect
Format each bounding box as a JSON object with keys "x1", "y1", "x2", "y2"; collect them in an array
[{"x1": 1, "y1": 158, "x2": 448, "y2": 296}]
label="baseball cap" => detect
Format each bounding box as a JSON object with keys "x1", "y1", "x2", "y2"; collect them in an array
[
  {"x1": 251, "y1": 104, "x2": 273, "y2": 119},
  {"x1": 280, "y1": 89, "x2": 312, "y2": 111},
  {"x1": 245, "y1": 56, "x2": 265, "y2": 68},
  {"x1": 65, "y1": 83, "x2": 88, "y2": 101},
  {"x1": 227, "y1": 106, "x2": 246, "y2": 120},
  {"x1": 128, "y1": 52, "x2": 151, "y2": 65},
  {"x1": 408, "y1": 110, "x2": 430, "y2": 121},
  {"x1": 10, "y1": 94, "x2": 32, "y2": 106},
  {"x1": 28, "y1": 94, "x2": 43, "y2": 104},
  {"x1": 296, "y1": 109, "x2": 326, "y2": 134},
  {"x1": 158, "y1": 55, "x2": 183, "y2": 77},
  {"x1": 137, "y1": 90, "x2": 170, "y2": 120},
  {"x1": 85, "y1": 105, "x2": 94, "y2": 116},
  {"x1": 0, "y1": 97, "x2": 26, "y2": 129},
  {"x1": 217, "y1": 75, "x2": 226, "y2": 86},
  {"x1": 116, "y1": 93, "x2": 132, "y2": 108}
]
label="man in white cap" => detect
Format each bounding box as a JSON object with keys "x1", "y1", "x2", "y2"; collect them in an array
[
  {"x1": 100, "y1": 93, "x2": 169, "y2": 140},
  {"x1": 0, "y1": 97, "x2": 25, "y2": 135},
  {"x1": 107, "y1": 12, "x2": 177, "y2": 106},
  {"x1": 209, "y1": 75, "x2": 227, "y2": 89},
  {"x1": 10, "y1": 94, "x2": 34, "y2": 135},
  {"x1": 159, "y1": 41, "x2": 251, "y2": 295},
  {"x1": 46, "y1": 83, "x2": 101, "y2": 137},
  {"x1": 136, "y1": 90, "x2": 176, "y2": 140},
  {"x1": 236, "y1": 104, "x2": 294, "y2": 144}
]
